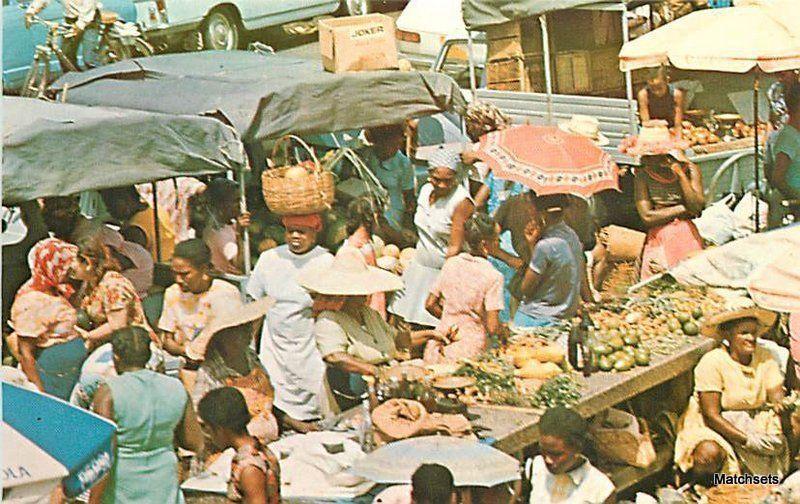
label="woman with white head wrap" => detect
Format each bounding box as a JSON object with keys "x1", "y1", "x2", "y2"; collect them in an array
[{"x1": 388, "y1": 146, "x2": 475, "y2": 327}]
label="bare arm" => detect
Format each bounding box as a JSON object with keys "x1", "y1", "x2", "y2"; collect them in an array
[
  {"x1": 162, "y1": 331, "x2": 187, "y2": 357},
  {"x1": 474, "y1": 184, "x2": 491, "y2": 210},
  {"x1": 672, "y1": 161, "x2": 705, "y2": 216},
  {"x1": 698, "y1": 391, "x2": 748, "y2": 446},
  {"x1": 239, "y1": 466, "x2": 269, "y2": 504},
  {"x1": 176, "y1": 393, "x2": 204, "y2": 454},
  {"x1": 520, "y1": 268, "x2": 542, "y2": 300},
  {"x1": 18, "y1": 338, "x2": 44, "y2": 392},
  {"x1": 637, "y1": 88, "x2": 651, "y2": 122},
  {"x1": 673, "y1": 88, "x2": 685, "y2": 130},
  {"x1": 446, "y1": 199, "x2": 475, "y2": 258},
  {"x1": 485, "y1": 310, "x2": 501, "y2": 336},
  {"x1": 634, "y1": 175, "x2": 690, "y2": 228},
  {"x1": 772, "y1": 153, "x2": 800, "y2": 200},
  {"x1": 85, "y1": 309, "x2": 129, "y2": 347},
  {"x1": 89, "y1": 385, "x2": 115, "y2": 504},
  {"x1": 425, "y1": 293, "x2": 443, "y2": 319},
  {"x1": 767, "y1": 385, "x2": 786, "y2": 408},
  {"x1": 580, "y1": 261, "x2": 594, "y2": 303},
  {"x1": 323, "y1": 353, "x2": 378, "y2": 377}
]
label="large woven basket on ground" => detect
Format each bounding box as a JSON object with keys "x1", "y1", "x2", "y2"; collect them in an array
[
  {"x1": 705, "y1": 484, "x2": 775, "y2": 504},
  {"x1": 261, "y1": 135, "x2": 334, "y2": 215}
]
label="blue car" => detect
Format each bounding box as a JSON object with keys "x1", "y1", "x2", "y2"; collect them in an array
[{"x1": 2, "y1": 0, "x2": 138, "y2": 92}]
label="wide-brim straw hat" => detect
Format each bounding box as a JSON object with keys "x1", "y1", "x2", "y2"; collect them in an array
[
  {"x1": 186, "y1": 296, "x2": 275, "y2": 361},
  {"x1": 701, "y1": 307, "x2": 778, "y2": 339},
  {"x1": 558, "y1": 115, "x2": 610, "y2": 146},
  {"x1": 298, "y1": 246, "x2": 403, "y2": 296}
]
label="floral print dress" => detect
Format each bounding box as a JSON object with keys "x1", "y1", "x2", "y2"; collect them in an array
[{"x1": 81, "y1": 271, "x2": 151, "y2": 332}]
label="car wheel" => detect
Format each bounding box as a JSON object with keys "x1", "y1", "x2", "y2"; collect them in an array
[
  {"x1": 202, "y1": 9, "x2": 240, "y2": 51},
  {"x1": 340, "y1": 0, "x2": 371, "y2": 16}
]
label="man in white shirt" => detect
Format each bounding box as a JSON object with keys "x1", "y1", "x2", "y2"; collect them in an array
[
  {"x1": 525, "y1": 407, "x2": 615, "y2": 504},
  {"x1": 25, "y1": 0, "x2": 98, "y2": 67}
]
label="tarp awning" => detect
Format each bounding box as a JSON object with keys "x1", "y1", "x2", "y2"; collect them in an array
[
  {"x1": 3, "y1": 97, "x2": 246, "y2": 205},
  {"x1": 463, "y1": 0, "x2": 651, "y2": 29},
  {"x1": 52, "y1": 51, "x2": 467, "y2": 142}
]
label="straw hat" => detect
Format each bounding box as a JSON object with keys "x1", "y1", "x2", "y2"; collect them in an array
[
  {"x1": 186, "y1": 296, "x2": 275, "y2": 361},
  {"x1": 558, "y1": 115, "x2": 609, "y2": 146},
  {"x1": 700, "y1": 307, "x2": 778, "y2": 339},
  {"x1": 298, "y1": 246, "x2": 403, "y2": 296},
  {"x1": 619, "y1": 120, "x2": 690, "y2": 157}
]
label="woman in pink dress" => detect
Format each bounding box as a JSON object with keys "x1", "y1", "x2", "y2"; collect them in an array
[{"x1": 423, "y1": 213, "x2": 504, "y2": 363}]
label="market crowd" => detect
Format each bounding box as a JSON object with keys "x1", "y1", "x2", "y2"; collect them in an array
[{"x1": 4, "y1": 73, "x2": 800, "y2": 504}]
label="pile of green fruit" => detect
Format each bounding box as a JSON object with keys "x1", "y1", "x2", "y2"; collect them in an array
[{"x1": 587, "y1": 327, "x2": 651, "y2": 373}]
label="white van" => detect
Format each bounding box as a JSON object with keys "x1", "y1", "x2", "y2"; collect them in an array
[{"x1": 396, "y1": 0, "x2": 471, "y2": 69}]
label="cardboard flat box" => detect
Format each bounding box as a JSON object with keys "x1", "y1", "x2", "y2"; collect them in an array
[{"x1": 318, "y1": 14, "x2": 399, "y2": 73}]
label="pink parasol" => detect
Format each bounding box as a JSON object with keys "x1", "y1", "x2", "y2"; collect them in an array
[{"x1": 475, "y1": 124, "x2": 619, "y2": 198}]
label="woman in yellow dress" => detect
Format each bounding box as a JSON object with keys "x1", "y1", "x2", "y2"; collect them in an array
[{"x1": 674, "y1": 307, "x2": 789, "y2": 481}]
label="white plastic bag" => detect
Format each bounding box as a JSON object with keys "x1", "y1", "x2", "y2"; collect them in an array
[
  {"x1": 692, "y1": 194, "x2": 737, "y2": 245},
  {"x1": 732, "y1": 192, "x2": 769, "y2": 237}
]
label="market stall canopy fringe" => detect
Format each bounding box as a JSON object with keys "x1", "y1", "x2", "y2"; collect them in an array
[
  {"x1": 2, "y1": 97, "x2": 246, "y2": 205},
  {"x1": 51, "y1": 51, "x2": 467, "y2": 142}
]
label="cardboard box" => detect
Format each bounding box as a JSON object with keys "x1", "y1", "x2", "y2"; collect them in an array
[{"x1": 318, "y1": 14, "x2": 399, "y2": 73}]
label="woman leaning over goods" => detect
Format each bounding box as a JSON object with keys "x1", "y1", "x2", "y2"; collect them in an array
[
  {"x1": 187, "y1": 297, "x2": 279, "y2": 444},
  {"x1": 160, "y1": 239, "x2": 242, "y2": 358},
  {"x1": 300, "y1": 247, "x2": 443, "y2": 411},
  {"x1": 10, "y1": 238, "x2": 86, "y2": 399},
  {"x1": 674, "y1": 308, "x2": 789, "y2": 481},
  {"x1": 424, "y1": 213, "x2": 504, "y2": 364},
  {"x1": 89, "y1": 326, "x2": 204, "y2": 504},
  {"x1": 621, "y1": 120, "x2": 704, "y2": 280},
  {"x1": 70, "y1": 234, "x2": 153, "y2": 350},
  {"x1": 389, "y1": 147, "x2": 475, "y2": 328},
  {"x1": 246, "y1": 213, "x2": 334, "y2": 433}
]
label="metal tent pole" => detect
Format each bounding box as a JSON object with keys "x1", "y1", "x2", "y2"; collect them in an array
[
  {"x1": 540, "y1": 15, "x2": 553, "y2": 123},
  {"x1": 239, "y1": 167, "x2": 252, "y2": 275},
  {"x1": 151, "y1": 181, "x2": 162, "y2": 263},
  {"x1": 754, "y1": 74, "x2": 761, "y2": 233}
]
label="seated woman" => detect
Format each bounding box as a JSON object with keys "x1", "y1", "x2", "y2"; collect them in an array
[
  {"x1": 300, "y1": 247, "x2": 441, "y2": 410},
  {"x1": 520, "y1": 406, "x2": 615, "y2": 504},
  {"x1": 675, "y1": 308, "x2": 789, "y2": 481},
  {"x1": 187, "y1": 297, "x2": 279, "y2": 443},
  {"x1": 515, "y1": 195, "x2": 592, "y2": 329},
  {"x1": 423, "y1": 213, "x2": 504, "y2": 364},
  {"x1": 621, "y1": 121, "x2": 704, "y2": 280},
  {"x1": 10, "y1": 238, "x2": 86, "y2": 399},
  {"x1": 160, "y1": 239, "x2": 242, "y2": 358},
  {"x1": 342, "y1": 197, "x2": 387, "y2": 319},
  {"x1": 198, "y1": 387, "x2": 281, "y2": 504}
]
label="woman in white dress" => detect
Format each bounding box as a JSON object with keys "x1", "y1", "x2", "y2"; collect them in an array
[
  {"x1": 389, "y1": 147, "x2": 474, "y2": 327},
  {"x1": 246, "y1": 213, "x2": 334, "y2": 433}
]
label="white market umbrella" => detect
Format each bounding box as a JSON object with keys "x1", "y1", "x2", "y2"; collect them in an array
[
  {"x1": 349, "y1": 436, "x2": 520, "y2": 487},
  {"x1": 618, "y1": 0, "x2": 800, "y2": 230}
]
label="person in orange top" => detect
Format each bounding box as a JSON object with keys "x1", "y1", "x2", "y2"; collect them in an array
[
  {"x1": 102, "y1": 186, "x2": 176, "y2": 261},
  {"x1": 10, "y1": 238, "x2": 86, "y2": 399}
]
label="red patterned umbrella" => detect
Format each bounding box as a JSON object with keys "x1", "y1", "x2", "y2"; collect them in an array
[{"x1": 475, "y1": 124, "x2": 619, "y2": 198}]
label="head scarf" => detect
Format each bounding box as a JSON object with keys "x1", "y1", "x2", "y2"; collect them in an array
[
  {"x1": 465, "y1": 101, "x2": 511, "y2": 138},
  {"x1": 281, "y1": 213, "x2": 323, "y2": 232},
  {"x1": 21, "y1": 237, "x2": 79, "y2": 300},
  {"x1": 428, "y1": 146, "x2": 461, "y2": 172}
]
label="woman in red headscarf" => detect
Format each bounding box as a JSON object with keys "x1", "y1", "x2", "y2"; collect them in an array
[
  {"x1": 10, "y1": 238, "x2": 87, "y2": 399},
  {"x1": 246, "y1": 213, "x2": 334, "y2": 433}
]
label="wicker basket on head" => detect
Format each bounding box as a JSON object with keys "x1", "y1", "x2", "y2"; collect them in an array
[{"x1": 262, "y1": 135, "x2": 335, "y2": 215}]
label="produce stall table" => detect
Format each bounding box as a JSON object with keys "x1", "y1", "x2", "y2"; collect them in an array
[{"x1": 469, "y1": 336, "x2": 715, "y2": 454}]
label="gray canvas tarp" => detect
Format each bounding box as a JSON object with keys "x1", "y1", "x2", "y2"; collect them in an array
[
  {"x1": 52, "y1": 51, "x2": 467, "y2": 142},
  {"x1": 463, "y1": 0, "x2": 652, "y2": 29},
  {"x1": 3, "y1": 97, "x2": 246, "y2": 205}
]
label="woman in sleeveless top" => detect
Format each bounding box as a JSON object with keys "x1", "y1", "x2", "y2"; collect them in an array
[
  {"x1": 637, "y1": 67, "x2": 684, "y2": 129},
  {"x1": 90, "y1": 327, "x2": 203, "y2": 504},
  {"x1": 389, "y1": 147, "x2": 475, "y2": 327},
  {"x1": 635, "y1": 151, "x2": 705, "y2": 280}
]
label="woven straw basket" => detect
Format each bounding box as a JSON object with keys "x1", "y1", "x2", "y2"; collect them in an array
[{"x1": 262, "y1": 135, "x2": 335, "y2": 215}]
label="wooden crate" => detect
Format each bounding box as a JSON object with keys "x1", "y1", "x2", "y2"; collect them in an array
[
  {"x1": 485, "y1": 20, "x2": 521, "y2": 40},
  {"x1": 488, "y1": 36, "x2": 523, "y2": 61},
  {"x1": 525, "y1": 52, "x2": 546, "y2": 92},
  {"x1": 487, "y1": 56, "x2": 530, "y2": 92},
  {"x1": 555, "y1": 50, "x2": 591, "y2": 94},
  {"x1": 590, "y1": 46, "x2": 625, "y2": 93}
]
